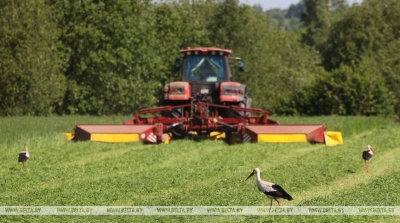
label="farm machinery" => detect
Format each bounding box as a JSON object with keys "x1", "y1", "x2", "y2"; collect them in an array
[{"x1": 69, "y1": 47, "x2": 342, "y2": 145}]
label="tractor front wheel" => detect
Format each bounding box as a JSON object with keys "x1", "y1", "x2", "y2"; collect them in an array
[{"x1": 226, "y1": 100, "x2": 247, "y2": 118}]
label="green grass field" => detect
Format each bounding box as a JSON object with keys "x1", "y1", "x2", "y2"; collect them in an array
[{"x1": 1, "y1": 115, "x2": 400, "y2": 222}]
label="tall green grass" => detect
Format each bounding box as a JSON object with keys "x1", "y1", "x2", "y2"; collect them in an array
[{"x1": 0, "y1": 115, "x2": 399, "y2": 222}]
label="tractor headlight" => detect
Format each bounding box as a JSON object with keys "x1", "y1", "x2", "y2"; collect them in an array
[
  {"x1": 166, "y1": 82, "x2": 191, "y2": 100},
  {"x1": 168, "y1": 85, "x2": 186, "y2": 95},
  {"x1": 224, "y1": 87, "x2": 244, "y2": 95},
  {"x1": 220, "y1": 82, "x2": 246, "y2": 102}
]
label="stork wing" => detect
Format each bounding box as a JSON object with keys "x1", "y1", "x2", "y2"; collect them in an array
[
  {"x1": 362, "y1": 150, "x2": 372, "y2": 160},
  {"x1": 18, "y1": 152, "x2": 28, "y2": 162},
  {"x1": 267, "y1": 184, "x2": 293, "y2": 201}
]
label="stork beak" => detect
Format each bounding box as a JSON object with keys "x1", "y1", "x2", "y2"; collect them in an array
[
  {"x1": 245, "y1": 171, "x2": 255, "y2": 181},
  {"x1": 371, "y1": 148, "x2": 375, "y2": 153}
]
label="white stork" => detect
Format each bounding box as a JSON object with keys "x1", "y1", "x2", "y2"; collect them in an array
[
  {"x1": 18, "y1": 147, "x2": 30, "y2": 168},
  {"x1": 362, "y1": 145, "x2": 374, "y2": 173},
  {"x1": 246, "y1": 168, "x2": 293, "y2": 210}
]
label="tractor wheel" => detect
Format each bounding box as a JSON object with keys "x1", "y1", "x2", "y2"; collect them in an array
[{"x1": 226, "y1": 101, "x2": 246, "y2": 117}]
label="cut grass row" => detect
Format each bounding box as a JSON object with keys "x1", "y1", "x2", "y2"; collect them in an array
[{"x1": 0, "y1": 115, "x2": 399, "y2": 222}]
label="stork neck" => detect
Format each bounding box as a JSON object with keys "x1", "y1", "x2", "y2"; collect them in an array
[{"x1": 256, "y1": 170, "x2": 261, "y2": 181}]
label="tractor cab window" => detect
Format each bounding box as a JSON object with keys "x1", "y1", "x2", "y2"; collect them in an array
[{"x1": 183, "y1": 55, "x2": 227, "y2": 82}]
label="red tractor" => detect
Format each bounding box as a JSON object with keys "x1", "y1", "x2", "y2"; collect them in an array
[
  {"x1": 157, "y1": 47, "x2": 255, "y2": 141},
  {"x1": 161, "y1": 47, "x2": 251, "y2": 119},
  {"x1": 71, "y1": 47, "x2": 331, "y2": 145}
]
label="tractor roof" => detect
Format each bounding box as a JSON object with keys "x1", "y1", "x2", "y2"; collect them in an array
[{"x1": 180, "y1": 47, "x2": 232, "y2": 56}]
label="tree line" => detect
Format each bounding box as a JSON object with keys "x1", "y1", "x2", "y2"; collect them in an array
[{"x1": 0, "y1": 0, "x2": 398, "y2": 118}]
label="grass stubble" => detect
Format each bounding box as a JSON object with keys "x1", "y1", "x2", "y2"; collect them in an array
[{"x1": 0, "y1": 115, "x2": 399, "y2": 222}]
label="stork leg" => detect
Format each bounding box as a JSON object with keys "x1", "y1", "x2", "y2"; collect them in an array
[
  {"x1": 364, "y1": 160, "x2": 367, "y2": 173},
  {"x1": 366, "y1": 161, "x2": 369, "y2": 173},
  {"x1": 274, "y1": 198, "x2": 281, "y2": 206},
  {"x1": 22, "y1": 162, "x2": 26, "y2": 168},
  {"x1": 364, "y1": 160, "x2": 369, "y2": 173},
  {"x1": 269, "y1": 199, "x2": 273, "y2": 212}
]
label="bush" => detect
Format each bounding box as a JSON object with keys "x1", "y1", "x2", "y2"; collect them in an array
[{"x1": 282, "y1": 64, "x2": 396, "y2": 116}]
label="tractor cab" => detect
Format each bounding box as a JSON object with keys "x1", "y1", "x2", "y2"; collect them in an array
[
  {"x1": 182, "y1": 54, "x2": 227, "y2": 82},
  {"x1": 176, "y1": 47, "x2": 244, "y2": 83}
]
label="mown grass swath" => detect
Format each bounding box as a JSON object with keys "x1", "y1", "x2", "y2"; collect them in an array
[{"x1": 0, "y1": 115, "x2": 399, "y2": 223}]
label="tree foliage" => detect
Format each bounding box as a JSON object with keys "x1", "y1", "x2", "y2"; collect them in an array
[
  {"x1": 52, "y1": 0, "x2": 165, "y2": 115},
  {"x1": 306, "y1": 0, "x2": 400, "y2": 116},
  {"x1": 0, "y1": 0, "x2": 67, "y2": 115},
  {"x1": 286, "y1": 65, "x2": 395, "y2": 116},
  {"x1": 321, "y1": 0, "x2": 393, "y2": 70},
  {"x1": 301, "y1": 0, "x2": 348, "y2": 49},
  {"x1": 0, "y1": 0, "x2": 399, "y2": 118},
  {"x1": 265, "y1": 1, "x2": 305, "y2": 31}
]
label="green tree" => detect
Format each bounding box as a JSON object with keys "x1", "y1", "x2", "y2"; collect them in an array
[
  {"x1": 360, "y1": 40, "x2": 400, "y2": 116},
  {"x1": 321, "y1": 0, "x2": 390, "y2": 70},
  {"x1": 301, "y1": 0, "x2": 348, "y2": 48},
  {"x1": 52, "y1": 0, "x2": 164, "y2": 115},
  {"x1": 286, "y1": 1, "x2": 305, "y2": 19},
  {"x1": 317, "y1": 0, "x2": 400, "y2": 116},
  {"x1": 289, "y1": 65, "x2": 395, "y2": 116},
  {"x1": 0, "y1": 0, "x2": 67, "y2": 115},
  {"x1": 206, "y1": 0, "x2": 246, "y2": 49}
]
